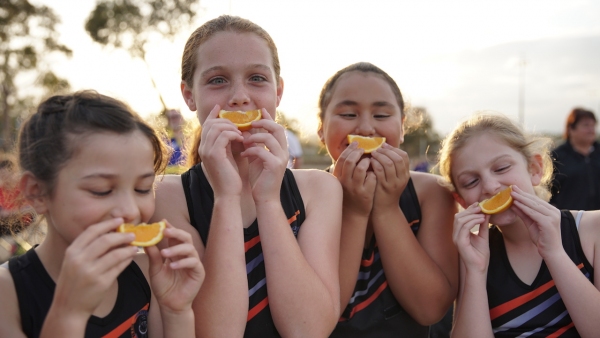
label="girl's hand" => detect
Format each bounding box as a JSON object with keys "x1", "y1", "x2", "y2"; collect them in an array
[
  {"x1": 199, "y1": 105, "x2": 244, "y2": 196},
  {"x1": 453, "y1": 203, "x2": 491, "y2": 274},
  {"x1": 510, "y1": 185, "x2": 563, "y2": 258},
  {"x1": 241, "y1": 109, "x2": 288, "y2": 202},
  {"x1": 145, "y1": 221, "x2": 205, "y2": 313},
  {"x1": 332, "y1": 142, "x2": 376, "y2": 217},
  {"x1": 54, "y1": 218, "x2": 139, "y2": 316},
  {"x1": 370, "y1": 144, "x2": 410, "y2": 210}
]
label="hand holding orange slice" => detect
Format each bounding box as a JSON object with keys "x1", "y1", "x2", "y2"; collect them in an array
[
  {"x1": 479, "y1": 186, "x2": 513, "y2": 214},
  {"x1": 347, "y1": 135, "x2": 386, "y2": 154},
  {"x1": 218, "y1": 109, "x2": 262, "y2": 131},
  {"x1": 117, "y1": 221, "x2": 166, "y2": 247}
]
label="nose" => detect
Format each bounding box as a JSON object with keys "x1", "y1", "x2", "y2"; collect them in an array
[
  {"x1": 481, "y1": 178, "x2": 503, "y2": 199},
  {"x1": 111, "y1": 192, "x2": 141, "y2": 224},
  {"x1": 227, "y1": 81, "x2": 250, "y2": 109},
  {"x1": 354, "y1": 114, "x2": 375, "y2": 136}
]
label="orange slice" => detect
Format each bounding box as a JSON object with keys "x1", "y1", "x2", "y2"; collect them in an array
[
  {"x1": 117, "y1": 221, "x2": 166, "y2": 247},
  {"x1": 347, "y1": 135, "x2": 386, "y2": 154},
  {"x1": 219, "y1": 109, "x2": 262, "y2": 131},
  {"x1": 479, "y1": 186, "x2": 513, "y2": 214}
]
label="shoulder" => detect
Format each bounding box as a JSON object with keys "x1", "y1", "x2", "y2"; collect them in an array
[
  {"x1": 0, "y1": 264, "x2": 24, "y2": 337},
  {"x1": 575, "y1": 210, "x2": 600, "y2": 267},
  {"x1": 410, "y1": 171, "x2": 455, "y2": 207},
  {"x1": 291, "y1": 169, "x2": 342, "y2": 221},
  {"x1": 291, "y1": 169, "x2": 341, "y2": 198},
  {"x1": 151, "y1": 174, "x2": 188, "y2": 225}
]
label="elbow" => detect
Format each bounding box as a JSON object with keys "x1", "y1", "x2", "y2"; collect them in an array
[{"x1": 410, "y1": 298, "x2": 454, "y2": 326}]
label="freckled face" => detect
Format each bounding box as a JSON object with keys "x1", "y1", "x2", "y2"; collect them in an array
[
  {"x1": 451, "y1": 134, "x2": 538, "y2": 224},
  {"x1": 182, "y1": 31, "x2": 283, "y2": 124},
  {"x1": 320, "y1": 71, "x2": 403, "y2": 162},
  {"x1": 43, "y1": 131, "x2": 156, "y2": 244}
]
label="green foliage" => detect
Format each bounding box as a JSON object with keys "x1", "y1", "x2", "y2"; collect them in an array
[
  {"x1": 85, "y1": 0, "x2": 200, "y2": 113},
  {"x1": 403, "y1": 107, "x2": 442, "y2": 168},
  {"x1": 0, "y1": 0, "x2": 72, "y2": 151}
]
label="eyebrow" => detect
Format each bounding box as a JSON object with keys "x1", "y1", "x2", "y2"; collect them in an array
[
  {"x1": 200, "y1": 64, "x2": 273, "y2": 78},
  {"x1": 334, "y1": 100, "x2": 394, "y2": 109},
  {"x1": 82, "y1": 172, "x2": 155, "y2": 180}
]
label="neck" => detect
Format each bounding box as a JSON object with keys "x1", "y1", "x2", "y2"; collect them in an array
[
  {"x1": 34, "y1": 223, "x2": 69, "y2": 282},
  {"x1": 570, "y1": 139, "x2": 593, "y2": 155}
]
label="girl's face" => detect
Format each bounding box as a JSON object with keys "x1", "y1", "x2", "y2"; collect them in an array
[
  {"x1": 319, "y1": 71, "x2": 403, "y2": 162},
  {"x1": 42, "y1": 131, "x2": 156, "y2": 243},
  {"x1": 181, "y1": 31, "x2": 283, "y2": 124},
  {"x1": 451, "y1": 133, "x2": 542, "y2": 225}
]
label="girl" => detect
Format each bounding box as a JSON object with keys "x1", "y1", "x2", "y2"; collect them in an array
[
  {"x1": 0, "y1": 91, "x2": 205, "y2": 338},
  {"x1": 150, "y1": 15, "x2": 343, "y2": 337},
  {"x1": 318, "y1": 62, "x2": 458, "y2": 337},
  {"x1": 440, "y1": 113, "x2": 600, "y2": 337}
]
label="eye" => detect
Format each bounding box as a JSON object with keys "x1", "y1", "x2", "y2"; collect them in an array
[
  {"x1": 91, "y1": 190, "x2": 111, "y2": 196},
  {"x1": 208, "y1": 77, "x2": 226, "y2": 85},
  {"x1": 495, "y1": 165, "x2": 510, "y2": 173},
  {"x1": 135, "y1": 189, "x2": 152, "y2": 195},
  {"x1": 249, "y1": 75, "x2": 267, "y2": 82},
  {"x1": 338, "y1": 111, "x2": 357, "y2": 118},
  {"x1": 374, "y1": 113, "x2": 390, "y2": 119},
  {"x1": 462, "y1": 178, "x2": 478, "y2": 189}
]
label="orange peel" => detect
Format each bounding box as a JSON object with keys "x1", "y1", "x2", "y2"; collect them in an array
[
  {"x1": 347, "y1": 135, "x2": 386, "y2": 154},
  {"x1": 117, "y1": 221, "x2": 166, "y2": 247},
  {"x1": 218, "y1": 109, "x2": 262, "y2": 131},
  {"x1": 479, "y1": 186, "x2": 513, "y2": 215}
]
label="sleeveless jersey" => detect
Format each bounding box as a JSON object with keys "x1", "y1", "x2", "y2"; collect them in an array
[
  {"x1": 8, "y1": 248, "x2": 151, "y2": 338},
  {"x1": 181, "y1": 165, "x2": 306, "y2": 338},
  {"x1": 331, "y1": 177, "x2": 429, "y2": 338},
  {"x1": 487, "y1": 210, "x2": 594, "y2": 337}
]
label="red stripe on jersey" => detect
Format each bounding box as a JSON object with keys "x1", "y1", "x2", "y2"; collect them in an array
[
  {"x1": 547, "y1": 321, "x2": 575, "y2": 338},
  {"x1": 346, "y1": 281, "x2": 388, "y2": 319},
  {"x1": 102, "y1": 303, "x2": 149, "y2": 338},
  {"x1": 408, "y1": 219, "x2": 420, "y2": 227},
  {"x1": 287, "y1": 210, "x2": 300, "y2": 224},
  {"x1": 247, "y1": 297, "x2": 269, "y2": 322},
  {"x1": 361, "y1": 251, "x2": 375, "y2": 267},
  {"x1": 489, "y1": 263, "x2": 584, "y2": 320},
  {"x1": 245, "y1": 236, "x2": 261, "y2": 252}
]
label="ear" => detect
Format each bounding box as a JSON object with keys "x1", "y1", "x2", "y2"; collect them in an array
[
  {"x1": 529, "y1": 153, "x2": 544, "y2": 186},
  {"x1": 180, "y1": 80, "x2": 197, "y2": 111},
  {"x1": 452, "y1": 191, "x2": 468, "y2": 209},
  {"x1": 276, "y1": 77, "x2": 284, "y2": 107},
  {"x1": 20, "y1": 172, "x2": 48, "y2": 215}
]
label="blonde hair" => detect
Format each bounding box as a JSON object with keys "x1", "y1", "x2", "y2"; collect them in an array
[{"x1": 438, "y1": 113, "x2": 554, "y2": 201}]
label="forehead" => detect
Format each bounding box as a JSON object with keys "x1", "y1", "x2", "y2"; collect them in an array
[
  {"x1": 328, "y1": 72, "x2": 398, "y2": 107},
  {"x1": 452, "y1": 133, "x2": 523, "y2": 173},
  {"x1": 195, "y1": 31, "x2": 274, "y2": 74}
]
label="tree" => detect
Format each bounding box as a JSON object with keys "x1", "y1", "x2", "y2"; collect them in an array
[
  {"x1": 403, "y1": 107, "x2": 443, "y2": 170},
  {"x1": 0, "y1": 0, "x2": 72, "y2": 151},
  {"x1": 85, "y1": 0, "x2": 200, "y2": 113}
]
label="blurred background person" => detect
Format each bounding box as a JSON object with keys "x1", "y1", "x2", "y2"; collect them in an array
[
  {"x1": 550, "y1": 107, "x2": 600, "y2": 210},
  {"x1": 165, "y1": 109, "x2": 187, "y2": 173},
  {"x1": 286, "y1": 129, "x2": 303, "y2": 169}
]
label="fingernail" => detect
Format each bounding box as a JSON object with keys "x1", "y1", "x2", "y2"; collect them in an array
[{"x1": 162, "y1": 248, "x2": 171, "y2": 256}]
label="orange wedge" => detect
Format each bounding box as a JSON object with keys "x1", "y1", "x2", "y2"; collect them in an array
[
  {"x1": 117, "y1": 221, "x2": 166, "y2": 247},
  {"x1": 347, "y1": 135, "x2": 386, "y2": 154},
  {"x1": 219, "y1": 109, "x2": 262, "y2": 131},
  {"x1": 479, "y1": 186, "x2": 513, "y2": 215}
]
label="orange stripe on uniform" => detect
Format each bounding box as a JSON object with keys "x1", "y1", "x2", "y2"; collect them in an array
[
  {"x1": 489, "y1": 263, "x2": 585, "y2": 320},
  {"x1": 346, "y1": 281, "x2": 388, "y2": 319},
  {"x1": 102, "y1": 303, "x2": 149, "y2": 338},
  {"x1": 247, "y1": 297, "x2": 269, "y2": 321},
  {"x1": 287, "y1": 210, "x2": 300, "y2": 224},
  {"x1": 407, "y1": 219, "x2": 420, "y2": 227},
  {"x1": 245, "y1": 236, "x2": 261, "y2": 252},
  {"x1": 361, "y1": 252, "x2": 375, "y2": 267},
  {"x1": 547, "y1": 322, "x2": 575, "y2": 338}
]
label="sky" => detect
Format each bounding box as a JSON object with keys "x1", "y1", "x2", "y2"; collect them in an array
[{"x1": 38, "y1": 0, "x2": 600, "y2": 140}]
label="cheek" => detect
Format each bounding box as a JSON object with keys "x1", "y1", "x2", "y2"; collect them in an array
[{"x1": 140, "y1": 196, "x2": 156, "y2": 223}]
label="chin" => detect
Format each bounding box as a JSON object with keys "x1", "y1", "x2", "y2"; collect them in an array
[{"x1": 489, "y1": 208, "x2": 519, "y2": 226}]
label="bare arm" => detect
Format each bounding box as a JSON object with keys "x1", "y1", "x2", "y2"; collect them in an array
[
  {"x1": 541, "y1": 210, "x2": 600, "y2": 337},
  {"x1": 259, "y1": 170, "x2": 342, "y2": 337},
  {"x1": 372, "y1": 172, "x2": 458, "y2": 324},
  {"x1": 450, "y1": 204, "x2": 493, "y2": 338},
  {"x1": 151, "y1": 175, "x2": 248, "y2": 337}
]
